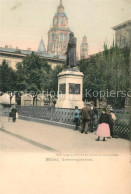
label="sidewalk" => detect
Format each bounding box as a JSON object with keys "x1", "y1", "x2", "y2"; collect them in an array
[{"x1": 0, "y1": 116, "x2": 130, "y2": 153}]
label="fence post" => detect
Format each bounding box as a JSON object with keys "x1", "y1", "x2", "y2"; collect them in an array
[
  {"x1": 51, "y1": 105, "x2": 55, "y2": 121},
  {"x1": 29, "y1": 105, "x2": 32, "y2": 117}
]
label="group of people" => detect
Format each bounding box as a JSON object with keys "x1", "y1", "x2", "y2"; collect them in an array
[
  {"x1": 9, "y1": 103, "x2": 117, "y2": 142},
  {"x1": 74, "y1": 102, "x2": 116, "y2": 141}
]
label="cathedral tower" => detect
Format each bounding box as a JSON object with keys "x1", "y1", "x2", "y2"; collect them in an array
[
  {"x1": 80, "y1": 35, "x2": 88, "y2": 59},
  {"x1": 47, "y1": 0, "x2": 71, "y2": 56}
]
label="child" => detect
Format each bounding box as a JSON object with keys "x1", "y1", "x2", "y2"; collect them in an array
[
  {"x1": 96, "y1": 108, "x2": 112, "y2": 141},
  {"x1": 74, "y1": 106, "x2": 80, "y2": 130}
]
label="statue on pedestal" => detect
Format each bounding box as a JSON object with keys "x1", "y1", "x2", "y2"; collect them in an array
[{"x1": 66, "y1": 32, "x2": 77, "y2": 68}]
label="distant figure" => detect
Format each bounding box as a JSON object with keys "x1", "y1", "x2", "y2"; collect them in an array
[
  {"x1": 90, "y1": 101, "x2": 98, "y2": 132},
  {"x1": 96, "y1": 108, "x2": 112, "y2": 141},
  {"x1": 74, "y1": 106, "x2": 80, "y2": 130},
  {"x1": 109, "y1": 109, "x2": 117, "y2": 137},
  {"x1": 80, "y1": 102, "x2": 92, "y2": 134},
  {"x1": 11, "y1": 106, "x2": 17, "y2": 122},
  {"x1": 66, "y1": 32, "x2": 77, "y2": 68}
]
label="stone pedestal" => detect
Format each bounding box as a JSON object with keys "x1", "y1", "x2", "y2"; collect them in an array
[{"x1": 56, "y1": 67, "x2": 84, "y2": 109}]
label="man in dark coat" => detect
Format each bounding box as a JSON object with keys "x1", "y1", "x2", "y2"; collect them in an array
[
  {"x1": 90, "y1": 101, "x2": 98, "y2": 132},
  {"x1": 11, "y1": 106, "x2": 17, "y2": 122},
  {"x1": 80, "y1": 102, "x2": 92, "y2": 134}
]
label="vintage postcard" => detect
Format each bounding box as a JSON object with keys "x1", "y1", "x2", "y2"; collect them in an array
[{"x1": 0, "y1": 0, "x2": 131, "y2": 193}]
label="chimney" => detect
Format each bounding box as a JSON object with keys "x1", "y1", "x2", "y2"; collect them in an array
[{"x1": 5, "y1": 45, "x2": 8, "y2": 48}]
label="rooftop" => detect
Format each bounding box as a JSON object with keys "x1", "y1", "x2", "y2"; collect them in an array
[
  {"x1": 0, "y1": 46, "x2": 66, "y2": 61},
  {"x1": 112, "y1": 20, "x2": 131, "y2": 30}
]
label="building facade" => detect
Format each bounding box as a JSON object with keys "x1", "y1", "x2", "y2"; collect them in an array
[
  {"x1": 47, "y1": 0, "x2": 71, "y2": 56},
  {"x1": 80, "y1": 35, "x2": 88, "y2": 59},
  {"x1": 112, "y1": 20, "x2": 131, "y2": 49},
  {"x1": 0, "y1": 46, "x2": 66, "y2": 70}
]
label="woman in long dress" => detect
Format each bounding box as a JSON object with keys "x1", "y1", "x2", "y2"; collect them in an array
[{"x1": 96, "y1": 108, "x2": 112, "y2": 141}]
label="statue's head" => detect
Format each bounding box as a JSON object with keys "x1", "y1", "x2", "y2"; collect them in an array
[{"x1": 69, "y1": 32, "x2": 74, "y2": 37}]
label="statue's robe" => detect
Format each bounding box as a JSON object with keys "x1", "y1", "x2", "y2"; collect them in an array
[{"x1": 66, "y1": 37, "x2": 76, "y2": 68}]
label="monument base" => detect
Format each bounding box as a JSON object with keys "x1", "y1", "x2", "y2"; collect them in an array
[
  {"x1": 56, "y1": 99, "x2": 84, "y2": 109},
  {"x1": 55, "y1": 67, "x2": 84, "y2": 109}
]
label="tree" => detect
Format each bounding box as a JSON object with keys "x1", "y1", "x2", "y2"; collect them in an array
[
  {"x1": 16, "y1": 53, "x2": 52, "y2": 106},
  {"x1": 79, "y1": 45, "x2": 130, "y2": 108},
  {"x1": 49, "y1": 65, "x2": 65, "y2": 92},
  {"x1": 0, "y1": 60, "x2": 17, "y2": 104}
]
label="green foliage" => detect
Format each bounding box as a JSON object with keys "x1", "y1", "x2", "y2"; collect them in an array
[
  {"x1": 15, "y1": 53, "x2": 52, "y2": 105},
  {"x1": 16, "y1": 53, "x2": 51, "y2": 92},
  {"x1": 49, "y1": 65, "x2": 64, "y2": 92},
  {"x1": 0, "y1": 60, "x2": 17, "y2": 93},
  {"x1": 79, "y1": 45, "x2": 130, "y2": 108},
  {"x1": 0, "y1": 46, "x2": 129, "y2": 108}
]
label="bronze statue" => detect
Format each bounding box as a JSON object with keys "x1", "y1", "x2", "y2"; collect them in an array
[{"x1": 66, "y1": 32, "x2": 77, "y2": 68}]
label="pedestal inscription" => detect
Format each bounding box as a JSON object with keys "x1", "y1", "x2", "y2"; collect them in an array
[
  {"x1": 69, "y1": 83, "x2": 80, "y2": 94},
  {"x1": 59, "y1": 83, "x2": 66, "y2": 94}
]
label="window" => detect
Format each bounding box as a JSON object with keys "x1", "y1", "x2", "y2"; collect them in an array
[
  {"x1": 64, "y1": 34, "x2": 67, "y2": 42},
  {"x1": 61, "y1": 18, "x2": 64, "y2": 24},
  {"x1": 54, "y1": 17, "x2": 59, "y2": 24},
  {"x1": 60, "y1": 33, "x2": 63, "y2": 41},
  {"x1": 120, "y1": 36, "x2": 125, "y2": 48},
  {"x1": 57, "y1": 17, "x2": 59, "y2": 24},
  {"x1": 52, "y1": 34, "x2": 55, "y2": 42}
]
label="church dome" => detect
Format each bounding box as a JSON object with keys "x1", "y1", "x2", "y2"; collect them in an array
[
  {"x1": 53, "y1": 0, "x2": 68, "y2": 28},
  {"x1": 47, "y1": 0, "x2": 71, "y2": 56}
]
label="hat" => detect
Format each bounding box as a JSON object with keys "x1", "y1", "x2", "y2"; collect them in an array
[
  {"x1": 102, "y1": 107, "x2": 107, "y2": 112},
  {"x1": 69, "y1": 32, "x2": 74, "y2": 36},
  {"x1": 86, "y1": 102, "x2": 91, "y2": 105}
]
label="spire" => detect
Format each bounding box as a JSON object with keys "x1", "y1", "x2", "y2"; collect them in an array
[
  {"x1": 57, "y1": 0, "x2": 64, "y2": 13},
  {"x1": 38, "y1": 38, "x2": 46, "y2": 53},
  {"x1": 80, "y1": 35, "x2": 88, "y2": 59}
]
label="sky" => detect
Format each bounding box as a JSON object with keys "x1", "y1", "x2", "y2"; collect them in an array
[{"x1": 0, "y1": 0, "x2": 131, "y2": 56}]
